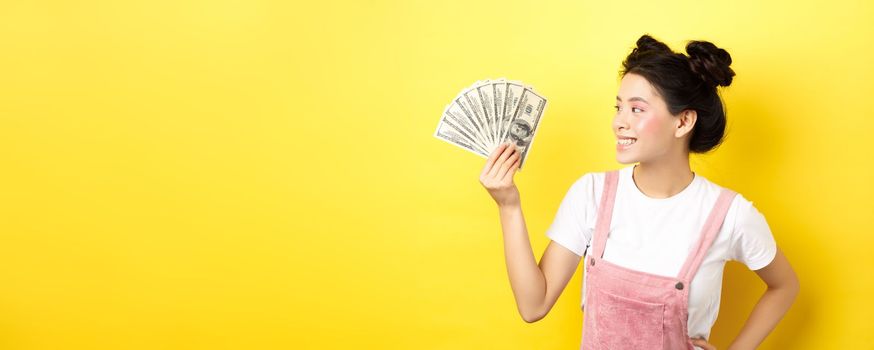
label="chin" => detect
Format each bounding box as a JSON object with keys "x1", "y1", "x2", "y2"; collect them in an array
[{"x1": 615, "y1": 153, "x2": 637, "y2": 164}]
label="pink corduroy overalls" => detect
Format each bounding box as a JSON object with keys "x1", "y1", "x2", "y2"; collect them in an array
[{"x1": 580, "y1": 170, "x2": 737, "y2": 350}]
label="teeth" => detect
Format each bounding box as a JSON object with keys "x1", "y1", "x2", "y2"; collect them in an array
[{"x1": 617, "y1": 138, "x2": 636, "y2": 145}]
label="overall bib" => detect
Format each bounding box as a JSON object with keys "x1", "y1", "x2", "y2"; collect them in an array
[{"x1": 581, "y1": 170, "x2": 737, "y2": 350}]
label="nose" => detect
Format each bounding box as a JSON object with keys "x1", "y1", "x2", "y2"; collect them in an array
[{"x1": 613, "y1": 109, "x2": 629, "y2": 133}]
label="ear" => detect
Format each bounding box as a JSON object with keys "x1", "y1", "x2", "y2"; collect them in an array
[{"x1": 674, "y1": 109, "x2": 697, "y2": 139}]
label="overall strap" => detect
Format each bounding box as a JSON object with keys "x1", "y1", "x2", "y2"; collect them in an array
[
  {"x1": 591, "y1": 170, "x2": 620, "y2": 259},
  {"x1": 677, "y1": 187, "x2": 738, "y2": 281}
]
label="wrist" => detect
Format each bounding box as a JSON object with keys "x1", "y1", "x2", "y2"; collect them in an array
[{"x1": 498, "y1": 203, "x2": 521, "y2": 213}]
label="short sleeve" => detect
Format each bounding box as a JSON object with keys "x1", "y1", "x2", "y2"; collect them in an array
[
  {"x1": 728, "y1": 195, "x2": 777, "y2": 270},
  {"x1": 545, "y1": 173, "x2": 596, "y2": 257}
]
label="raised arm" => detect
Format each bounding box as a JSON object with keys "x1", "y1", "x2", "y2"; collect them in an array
[{"x1": 480, "y1": 143, "x2": 582, "y2": 323}]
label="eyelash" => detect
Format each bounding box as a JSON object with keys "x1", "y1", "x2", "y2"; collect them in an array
[{"x1": 614, "y1": 106, "x2": 643, "y2": 113}]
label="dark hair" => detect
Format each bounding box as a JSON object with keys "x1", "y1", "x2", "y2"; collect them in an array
[{"x1": 619, "y1": 33, "x2": 735, "y2": 154}]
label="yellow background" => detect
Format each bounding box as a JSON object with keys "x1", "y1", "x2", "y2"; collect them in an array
[{"x1": 1, "y1": 0, "x2": 872, "y2": 349}]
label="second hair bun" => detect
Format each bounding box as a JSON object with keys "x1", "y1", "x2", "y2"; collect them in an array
[{"x1": 686, "y1": 41, "x2": 735, "y2": 88}]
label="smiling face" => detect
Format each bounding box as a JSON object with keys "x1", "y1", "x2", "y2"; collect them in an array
[{"x1": 613, "y1": 73, "x2": 695, "y2": 164}]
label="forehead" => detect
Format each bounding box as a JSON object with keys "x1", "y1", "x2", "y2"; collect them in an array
[{"x1": 617, "y1": 73, "x2": 661, "y2": 102}]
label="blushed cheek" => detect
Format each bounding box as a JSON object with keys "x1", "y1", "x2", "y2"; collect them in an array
[{"x1": 636, "y1": 117, "x2": 660, "y2": 137}]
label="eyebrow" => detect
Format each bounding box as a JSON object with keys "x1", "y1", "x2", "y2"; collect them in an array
[{"x1": 616, "y1": 96, "x2": 649, "y2": 104}]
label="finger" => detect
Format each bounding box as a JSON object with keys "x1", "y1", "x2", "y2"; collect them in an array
[
  {"x1": 482, "y1": 143, "x2": 508, "y2": 177},
  {"x1": 487, "y1": 143, "x2": 515, "y2": 178},
  {"x1": 496, "y1": 151, "x2": 520, "y2": 180},
  {"x1": 690, "y1": 338, "x2": 716, "y2": 350},
  {"x1": 501, "y1": 156, "x2": 521, "y2": 181},
  {"x1": 488, "y1": 144, "x2": 516, "y2": 178}
]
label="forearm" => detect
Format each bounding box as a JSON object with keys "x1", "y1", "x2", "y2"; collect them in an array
[
  {"x1": 499, "y1": 204, "x2": 546, "y2": 322},
  {"x1": 727, "y1": 284, "x2": 799, "y2": 349}
]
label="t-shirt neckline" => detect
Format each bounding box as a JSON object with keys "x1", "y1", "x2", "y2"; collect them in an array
[{"x1": 623, "y1": 164, "x2": 699, "y2": 203}]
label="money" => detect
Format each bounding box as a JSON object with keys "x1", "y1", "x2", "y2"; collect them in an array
[{"x1": 434, "y1": 78, "x2": 547, "y2": 170}]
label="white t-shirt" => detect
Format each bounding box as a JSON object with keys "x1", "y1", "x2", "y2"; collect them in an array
[{"x1": 546, "y1": 164, "x2": 776, "y2": 342}]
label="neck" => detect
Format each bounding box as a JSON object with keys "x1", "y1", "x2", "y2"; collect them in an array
[{"x1": 632, "y1": 159, "x2": 695, "y2": 199}]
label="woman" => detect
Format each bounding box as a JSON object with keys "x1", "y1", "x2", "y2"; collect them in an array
[{"x1": 479, "y1": 34, "x2": 799, "y2": 349}]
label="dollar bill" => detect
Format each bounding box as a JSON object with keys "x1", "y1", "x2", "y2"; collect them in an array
[
  {"x1": 462, "y1": 85, "x2": 493, "y2": 148},
  {"x1": 434, "y1": 116, "x2": 488, "y2": 158},
  {"x1": 501, "y1": 81, "x2": 525, "y2": 144},
  {"x1": 434, "y1": 79, "x2": 547, "y2": 170},
  {"x1": 437, "y1": 101, "x2": 489, "y2": 154},
  {"x1": 493, "y1": 80, "x2": 507, "y2": 144},
  {"x1": 500, "y1": 87, "x2": 546, "y2": 169}
]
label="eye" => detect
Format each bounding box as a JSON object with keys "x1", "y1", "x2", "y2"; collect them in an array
[{"x1": 614, "y1": 106, "x2": 644, "y2": 113}]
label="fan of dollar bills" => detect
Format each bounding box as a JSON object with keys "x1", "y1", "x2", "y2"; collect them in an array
[{"x1": 433, "y1": 78, "x2": 546, "y2": 170}]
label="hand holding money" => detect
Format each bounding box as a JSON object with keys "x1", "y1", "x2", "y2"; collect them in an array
[
  {"x1": 434, "y1": 78, "x2": 547, "y2": 171},
  {"x1": 479, "y1": 142, "x2": 521, "y2": 208}
]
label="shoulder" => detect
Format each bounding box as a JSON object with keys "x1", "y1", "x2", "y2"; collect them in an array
[
  {"x1": 695, "y1": 177, "x2": 771, "y2": 237},
  {"x1": 694, "y1": 176, "x2": 755, "y2": 214},
  {"x1": 554, "y1": 169, "x2": 616, "y2": 215},
  {"x1": 566, "y1": 168, "x2": 617, "y2": 202},
  {"x1": 563, "y1": 171, "x2": 596, "y2": 195},
  {"x1": 717, "y1": 186, "x2": 776, "y2": 270},
  {"x1": 727, "y1": 191, "x2": 771, "y2": 240},
  {"x1": 713, "y1": 183, "x2": 764, "y2": 227}
]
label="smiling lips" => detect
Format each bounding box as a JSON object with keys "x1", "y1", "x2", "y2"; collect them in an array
[{"x1": 616, "y1": 137, "x2": 636, "y2": 151}]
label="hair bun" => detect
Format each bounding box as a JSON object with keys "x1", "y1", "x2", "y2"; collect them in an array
[
  {"x1": 686, "y1": 40, "x2": 735, "y2": 88},
  {"x1": 625, "y1": 34, "x2": 672, "y2": 65},
  {"x1": 636, "y1": 34, "x2": 671, "y2": 53}
]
